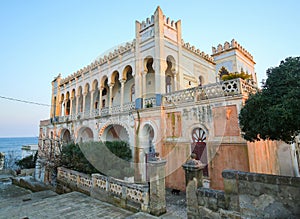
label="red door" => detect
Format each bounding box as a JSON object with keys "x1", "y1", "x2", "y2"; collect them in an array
[{"x1": 191, "y1": 128, "x2": 209, "y2": 177}]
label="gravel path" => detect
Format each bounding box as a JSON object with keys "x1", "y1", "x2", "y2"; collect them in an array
[{"x1": 165, "y1": 188, "x2": 187, "y2": 219}]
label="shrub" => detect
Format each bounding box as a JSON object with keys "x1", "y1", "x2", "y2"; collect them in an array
[
  {"x1": 221, "y1": 71, "x2": 252, "y2": 81},
  {"x1": 15, "y1": 152, "x2": 37, "y2": 169}
]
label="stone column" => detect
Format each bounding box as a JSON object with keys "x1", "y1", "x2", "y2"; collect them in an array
[
  {"x1": 75, "y1": 95, "x2": 80, "y2": 115},
  {"x1": 142, "y1": 71, "x2": 147, "y2": 107},
  {"x1": 173, "y1": 70, "x2": 177, "y2": 91},
  {"x1": 148, "y1": 159, "x2": 167, "y2": 216},
  {"x1": 90, "y1": 89, "x2": 94, "y2": 116},
  {"x1": 82, "y1": 92, "x2": 87, "y2": 117},
  {"x1": 70, "y1": 97, "x2": 74, "y2": 116},
  {"x1": 120, "y1": 79, "x2": 126, "y2": 111},
  {"x1": 182, "y1": 161, "x2": 204, "y2": 187},
  {"x1": 108, "y1": 83, "x2": 114, "y2": 114},
  {"x1": 59, "y1": 100, "x2": 63, "y2": 116},
  {"x1": 182, "y1": 160, "x2": 205, "y2": 219}
]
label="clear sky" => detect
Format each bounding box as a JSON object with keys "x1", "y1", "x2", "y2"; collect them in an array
[{"x1": 0, "y1": 0, "x2": 299, "y2": 137}]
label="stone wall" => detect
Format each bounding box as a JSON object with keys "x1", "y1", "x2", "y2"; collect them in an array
[{"x1": 186, "y1": 169, "x2": 300, "y2": 218}]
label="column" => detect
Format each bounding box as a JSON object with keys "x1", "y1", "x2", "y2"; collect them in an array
[
  {"x1": 182, "y1": 158, "x2": 205, "y2": 219},
  {"x1": 70, "y1": 97, "x2": 74, "y2": 116},
  {"x1": 108, "y1": 83, "x2": 114, "y2": 114},
  {"x1": 75, "y1": 95, "x2": 80, "y2": 115},
  {"x1": 98, "y1": 86, "x2": 103, "y2": 115},
  {"x1": 90, "y1": 89, "x2": 94, "y2": 117},
  {"x1": 173, "y1": 70, "x2": 177, "y2": 91},
  {"x1": 59, "y1": 100, "x2": 63, "y2": 116},
  {"x1": 142, "y1": 71, "x2": 147, "y2": 107},
  {"x1": 120, "y1": 79, "x2": 125, "y2": 111},
  {"x1": 82, "y1": 92, "x2": 87, "y2": 117},
  {"x1": 148, "y1": 159, "x2": 167, "y2": 216}
]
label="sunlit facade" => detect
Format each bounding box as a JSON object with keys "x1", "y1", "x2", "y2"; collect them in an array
[{"x1": 38, "y1": 7, "x2": 294, "y2": 190}]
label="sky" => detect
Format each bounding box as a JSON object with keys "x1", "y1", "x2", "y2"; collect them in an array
[{"x1": 0, "y1": 0, "x2": 299, "y2": 137}]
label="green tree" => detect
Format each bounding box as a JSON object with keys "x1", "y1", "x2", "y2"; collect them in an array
[
  {"x1": 15, "y1": 152, "x2": 38, "y2": 169},
  {"x1": 59, "y1": 141, "x2": 134, "y2": 178},
  {"x1": 239, "y1": 57, "x2": 300, "y2": 143}
]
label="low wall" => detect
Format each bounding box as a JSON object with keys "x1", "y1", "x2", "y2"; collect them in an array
[
  {"x1": 56, "y1": 167, "x2": 149, "y2": 213},
  {"x1": 187, "y1": 170, "x2": 300, "y2": 218}
]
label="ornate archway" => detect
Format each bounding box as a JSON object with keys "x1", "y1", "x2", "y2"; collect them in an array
[{"x1": 77, "y1": 127, "x2": 94, "y2": 143}]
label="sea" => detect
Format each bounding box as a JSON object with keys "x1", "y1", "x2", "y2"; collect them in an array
[{"x1": 0, "y1": 137, "x2": 38, "y2": 160}]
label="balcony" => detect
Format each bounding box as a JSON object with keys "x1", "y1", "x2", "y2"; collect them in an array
[{"x1": 50, "y1": 79, "x2": 256, "y2": 124}]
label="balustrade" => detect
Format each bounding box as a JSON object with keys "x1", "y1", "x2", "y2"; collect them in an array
[{"x1": 57, "y1": 167, "x2": 149, "y2": 210}]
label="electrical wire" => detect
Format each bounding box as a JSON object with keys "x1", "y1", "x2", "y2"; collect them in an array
[{"x1": 0, "y1": 95, "x2": 51, "y2": 107}]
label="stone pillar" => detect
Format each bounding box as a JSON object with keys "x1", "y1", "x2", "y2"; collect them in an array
[
  {"x1": 120, "y1": 79, "x2": 125, "y2": 111},
  {"x1": 109, "y1": 83, "x2": 114, "y2": 114},
  {"x1": 59, "y1": 100, "x2": 63, "y2": 116},
  {"x1": 182, "y1": 161, "x2": 204, "y2": 187},
  {"x1": 70, "y1": 97, "x2": 74, "y2": 116},
  {"x1": 75, "y1": 95, "x2": 79, "y2": 115},
  {"x1": 173, "y1": 71, "x2": 177, "y2": 91},
  {"x1": 82, "y1": 92, "x2": 87, "y2": 116},
  {"x1": 142, "y1": 71, "x2": 147, "y2": 106},
  {"x1": 90, "y1": 89, "x2": 94, "y2": 116},
  {"x1": 182, "y1": 160, "x2": 205, "y2": 219},
  {"x1": 148, "y1": 159, "x2": 167, "y2": 216}
]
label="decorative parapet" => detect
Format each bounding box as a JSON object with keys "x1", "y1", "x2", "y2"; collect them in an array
[
  {"x1": 181, "y1": 39, "x2": 215, "y2": 64},
  {"x1": 163, "y1": 15, "x2": 177, "y2": 30},
  {"x1": 163, "y1": 78, "x2": 257, "y2": 106},
  {"x1": 60, "y1": 40, "x2": 135, "y2": 85},
  {"x1": 212, "y1": 39, "x2": 254, "y2": 62},
  {"x1": 140, "y1": 15, "x2": 155, "y2": 32},
  {"x1": 57, "y1": 167, "x2": 150, "y2": 213}
]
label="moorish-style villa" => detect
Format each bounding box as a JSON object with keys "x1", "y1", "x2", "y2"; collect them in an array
[{"x1": 36, "y1": 7, "x2": 299, "y2": 190}]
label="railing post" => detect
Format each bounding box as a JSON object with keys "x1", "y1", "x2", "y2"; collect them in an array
[{"x1": 148, "y1": 159, "x2": 167, "y2": 216}]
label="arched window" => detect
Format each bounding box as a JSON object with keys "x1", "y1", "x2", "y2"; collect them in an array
[
  {"x1": 166, "y1": 75, "x2": 172, "y2": 93},
  {"x1": 131, "y1": 84, "x2": 135, "y2": 102}
]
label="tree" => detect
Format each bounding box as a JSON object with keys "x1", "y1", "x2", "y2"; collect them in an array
[
  {"x1": 239, "y1": 57, "x2": 300, "y2": 143},
  {"x1": 15, "y1": 152, "x2": 38, "y2": 169}
]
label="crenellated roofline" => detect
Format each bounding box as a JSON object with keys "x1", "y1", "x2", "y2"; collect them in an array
[{"x1": 212, "y1": 39, "x2": 255, "y2": 64}]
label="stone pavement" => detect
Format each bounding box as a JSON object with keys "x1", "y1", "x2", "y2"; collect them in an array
[{"x1": 0, "y1": 175, "x2": 184, "y2": 219}]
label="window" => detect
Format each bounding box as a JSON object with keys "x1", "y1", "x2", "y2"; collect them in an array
[{"x1": 166, "y1": 75, "x2": 172, "y2": 93}]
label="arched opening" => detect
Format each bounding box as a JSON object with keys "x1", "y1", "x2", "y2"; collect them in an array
[
  {"x1": 60, "y1": 93, "x2": 64, "y2": 116},
  {"x1": 100, "y1": 76, "x2": 108, "y2": 109},
  {"x1": 191, "y1": 127, "x2": 208, "y2": 177},
  {"x1": 78, "y1": 127, "x2": 94, "y2": 143},
  {"x1": 84, "y1": 83, "x2": 90, "y2": 114},
  {"x1": 165, "y1": 56, "x2": 176, "y2": 93},
  {"x1": 103, "y1": 124, "x2": 129, "y2": 142},
  {"x1": 65, "y1": 92, "x2": 70, "y2": 116},
  {"x1": 110, "y1": 71, "x2": 120, "y2": 106},
  {"x1": 77, "y1": 86, "x2": 83, "y2": 113},
  {"x1": 144, "y1": 57, "x2": 155, "y2": 98},
  {"x1": 141, "y1": 124, "x2": 155, "y2": 153},
  {"x1": 92, "y1": 80, "x2": 100, "y2": 112},
  {"x1": 61, "y1": 129, "x2": 71, "y2": 145},
  {"x1": 123, "y1": 65, "x2": 135, "y2": 104}
]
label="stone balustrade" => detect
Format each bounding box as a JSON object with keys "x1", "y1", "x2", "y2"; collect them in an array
[
  {"x1": 57, "y1": 167, "x2": 149, "y2": 212},
  {"x1": 164, "y1": 78, "x2": 254, "y2": 106},
  {"x1": 144, "y1": 97, "x2": 156, "y2": 108}
]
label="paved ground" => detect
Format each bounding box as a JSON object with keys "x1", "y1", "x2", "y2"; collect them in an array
[{"x1": 0, "y1": 175, "x2": 186, "y2": 219}]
